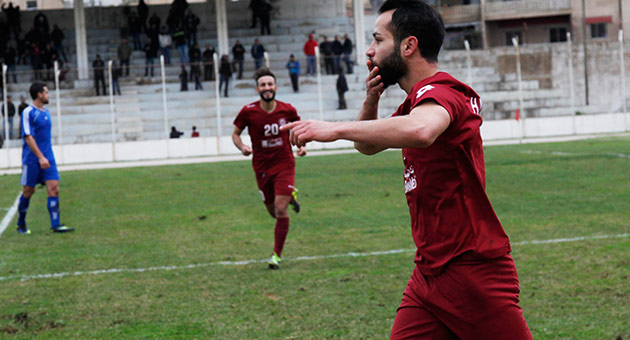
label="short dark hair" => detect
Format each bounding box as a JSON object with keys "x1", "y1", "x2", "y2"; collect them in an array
[
  {"x1": 254, "y1": 67, "x2": 276, "y2": 84},
  {"x1": 29, "y1": 82, "x2": 47, "y2": 100},
  {"x1": 379, "y1": 0, "x2": 444, "y2": 63}
]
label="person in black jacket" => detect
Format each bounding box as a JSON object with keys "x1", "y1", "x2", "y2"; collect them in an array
[
  {"x1": 320, "y1": 36, "x2": 333, "y2": 75},
  {"x1": 50, "y1": 24, "x2": 68, "y2": 62},
  {"x1": 342, "y1": 34, "x2": 354, "y2": 74},
  {"x1": 336, "y1": 66, "x2": 348, "y2": 110},
  {"x1": 219, "y1": 54, "x2": 233, "y2": 97},
  {"x1": 202, "y1": 44, "x2": 215, "y2": 81},
  {"x1": 232, "y1": 40, "x2": 245, "y2": 79},
  {"x1": 331, "y1": 35, "x2": 343, "y2": 75},
  {"x1": 92, "y1": 54, "x2": 106, "y2": 96},
  {"x1": 144, "y1": 38, "x2": 157, "y2": 77},
  {"x1": 185, "y1": 10, "x2": 200, "y2": 47},
  {"x1": 179, "y1": 65, "x2": 188, "y2": 91}
]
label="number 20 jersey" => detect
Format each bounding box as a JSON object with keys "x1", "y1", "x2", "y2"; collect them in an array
[{"x1": 233, "y1": 100, "x2": 300, "y2": 174}]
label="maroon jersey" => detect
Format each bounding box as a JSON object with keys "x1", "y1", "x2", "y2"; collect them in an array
[
  {"x1": 392, "y1": 72, "x2": 511, "y2": 275},
  {"x1": 234, "y1": 100, "x2": 300, "y2": 173}
]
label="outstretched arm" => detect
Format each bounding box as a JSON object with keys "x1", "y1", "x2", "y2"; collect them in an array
[
  {"x1": 280, "y1": 101, "x2": 450, "y2": 154},
  {"x1": 232, "y1": 126, "x2": 252, "y2": 156}
]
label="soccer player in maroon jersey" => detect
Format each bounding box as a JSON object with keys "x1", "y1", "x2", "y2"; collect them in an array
[
  {"x1": 232, "y1": 67, "x2": 307, "y2": 270},
  {"x1": 281, "y1": 0, "x2": 533, "y2": 339}
]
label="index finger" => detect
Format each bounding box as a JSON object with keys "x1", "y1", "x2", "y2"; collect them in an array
[{"x1": 280, "y1": 121, "x2": 300, "y2": 131}]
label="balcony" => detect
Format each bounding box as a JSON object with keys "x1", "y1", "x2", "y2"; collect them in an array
[
  {"x1": 485, "y1": 0, "x2": 572, "y2": 21},
  {"x1": 440, "y1": 4, "x2": 481, "y2": 25}
]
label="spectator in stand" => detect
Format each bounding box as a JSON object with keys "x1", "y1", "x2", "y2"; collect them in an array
[
  {"x1": 188, "y1": 43, "x2": 201, "y2": 82},
  {"x1": 319, "y1": 35, "x2": 333, "y2": 74},
  {"x1": 173, "y1": 25, "x2": 188, "y2": 65},
  {"x1": 219, "y1": 54, "x2": 233, "y2": 97},
  {"x1": 148, "y1": 12, "x2": 161, "y2": 31},
  {"x1": 251, "y1": 39, "x2": 265, "y2": 71},
  {"x1": 192, "y1": 61, "x2": 203, "y2": 91},
  {"x1": 50, "y1": 24, "x2": 68, "y2": 63},
  {"x1": 342, "y1": 33, "x2": 354, "y2": 74},
  {"x1": 111, "y1": 60, "x2": 122, "y2": 96},
  {"x1": 4, "y1": 44, "x2": 17, "y2": 83},
  {"x1": 286, "y1": 54, "x2": 300, "y2": 93},
  {"x1": 1, "y1": 2, "x2": 21, "y2": 40},
  {"x1": 1, "y1": 95, "x2": 16, "y2": 139},
  {"x1": 144, "y1": 37, "x2": 157, "y2": 77},
  {"x1": 146, "y1": 22, "x2": 160, "y2": 52},
  {"x1": 336, "y1": 65, "x2": 348, "y2": 110},
  {"x1": 17, "y1": 96, "x2": 28, "y2": 138},
  {"x1": 30, "y1": 42, "x2": 43, "y2": 80},
  {"x1": 331, "y1": 35, "x2": 343, "y2": 75},
  {"x1": 202, "y1": 44, "x2": 215, "y2": 81},
  {"x1": 158, "y1": 26, "x2": 172, "y2": 65},
  {"x1": 191, "y1": 126, "x2": 199, "y2": 137},
  {"x1": 16, "y1": 35, "x2": 26, "y2": 65},
  {"x1": 166, "y1": 8, "x2": 179, "y2": 34},
  {"x1": 118, "y1": 38, "x2": 132, "y2": 76},
  {"x1": 185, "y1": 10, "x2": 200, "y2": 48},
  {"x1": 43, "y1": 42, "x2": 55, "y2": 80},
  {"x1": 128, "y1": 12, "x2": 142, "y2": 50},
  {"x1": 303, "y1": 33, "x2": 318, "y2": 76},
  {"x1": 248, "y1": 0, "x2": 262, "y2": 29},
  {"x1": 137, "y1": 0, "x2": 149, "y2": 33},
  {"x1": 33, "y1": 12, "x2": 49, "y2": 36},
  {"x1": 258, "y1": 0, "x2": 272, "y2": 36},
  {"x1": 170, "y1": 126, "x2": 184, "y2": 139},
  {"x1": 92, "y1": 54, "x2": 106, "y2": 96},
  {"x1": 232, "y1": 40, "x2": 245, "y2": 79},
  {"x1": 173, "y1": 0, "x2": 189, "y2": 24},
  {"x1": 179, "y1": 65, "x2": 188, "y2": 91}
]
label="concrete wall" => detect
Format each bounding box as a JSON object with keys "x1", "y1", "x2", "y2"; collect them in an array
[{"x1": 1, "y1": 113, "x2": 628, "y2": 169}]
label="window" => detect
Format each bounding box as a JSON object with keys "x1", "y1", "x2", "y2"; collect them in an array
[
  {"x1": 505, "y1": 31, "x2": 523, "y2": 46},
  {"x1": 590, "y1": 23, "x2": 607, "y2": 38},
  {"x1": 550, "y1": 27, "x2": 568, "y2": 43},
  {"x1": 26, "y1": 1, "x2": 37, "y2": 9}
]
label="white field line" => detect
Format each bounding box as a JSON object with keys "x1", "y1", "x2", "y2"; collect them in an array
[
  {"x1": 521, "y1": 150, "x2": 630, "y2": 158},
  {"x1": 0, "y1": 193, "x2": 21, "y2": 238},
  {"x1": 0, "y1": 233, "x2": 628, "y2": 283}
]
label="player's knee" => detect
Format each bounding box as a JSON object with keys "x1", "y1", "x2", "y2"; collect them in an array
[
  {"x1": 22, "y1": 187, "x2": 35, "y2": 198},
  {"x1": 275, "y1": 205, "x2": 289, "y2": 218},
  {"x1": 48, "y1": 186, "x2": 59, "y2": 197}
]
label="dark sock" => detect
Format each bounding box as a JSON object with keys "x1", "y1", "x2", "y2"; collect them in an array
[{"x1": 17, "y1": 195, "x2": 30, "y2": 227}]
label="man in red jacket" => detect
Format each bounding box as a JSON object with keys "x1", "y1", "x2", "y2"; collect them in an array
[{"x1": 303, "y1": 33, "x2": 318, "y2": 76}]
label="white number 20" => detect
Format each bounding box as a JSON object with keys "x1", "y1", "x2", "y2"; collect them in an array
[{"x1": 264, "y1": 123, "x2": 279, "y2": 136}]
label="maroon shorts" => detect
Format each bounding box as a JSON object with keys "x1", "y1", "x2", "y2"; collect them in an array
[
  {"x1": 255, "y1": 167, "x2": 295, "y2": 205},
  {"x1": 390, "y1": 253, "x2": 533, "y2": 340}
]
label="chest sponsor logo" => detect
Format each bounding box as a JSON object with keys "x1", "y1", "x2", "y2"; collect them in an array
[
  {"x1": 262, "y1": 137, "x2": 283, "y2": 148},
  {"x1": 415, "y1": 85, "x2": 435, "y2": 99},
  {"x1": 404, "y1": 165, "x2": 417, "y2": 193}
]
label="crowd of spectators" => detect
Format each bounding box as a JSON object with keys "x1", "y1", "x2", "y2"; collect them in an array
[{"x1": 0, "y1": 2, "x2": 69, "y2": 85}]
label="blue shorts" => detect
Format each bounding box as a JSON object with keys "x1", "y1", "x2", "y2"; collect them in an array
[{"x1": 20, "y1": 162, "x2": 60, "y2": 187}]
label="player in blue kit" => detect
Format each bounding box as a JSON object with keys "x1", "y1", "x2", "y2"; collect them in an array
[{"x1": 17, "y1": 82, "x2": 74, "y2": 234}]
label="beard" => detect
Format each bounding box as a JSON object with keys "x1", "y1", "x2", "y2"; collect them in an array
[
  {"x1": 373, "y1": 46, "x2": 408, "y2": 88},
  {"x1": 259, "y1": 90, "x2": 276, "y2": 103}
]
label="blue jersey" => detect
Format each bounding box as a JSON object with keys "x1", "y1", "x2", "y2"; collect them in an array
[{"x1": 21, "y1": 105, "x2": 55, "y2": 165}]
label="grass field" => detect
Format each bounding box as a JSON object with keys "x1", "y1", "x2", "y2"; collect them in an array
[{"x1": 0, "y1": 136, "x2": 628, "y2": 339}]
